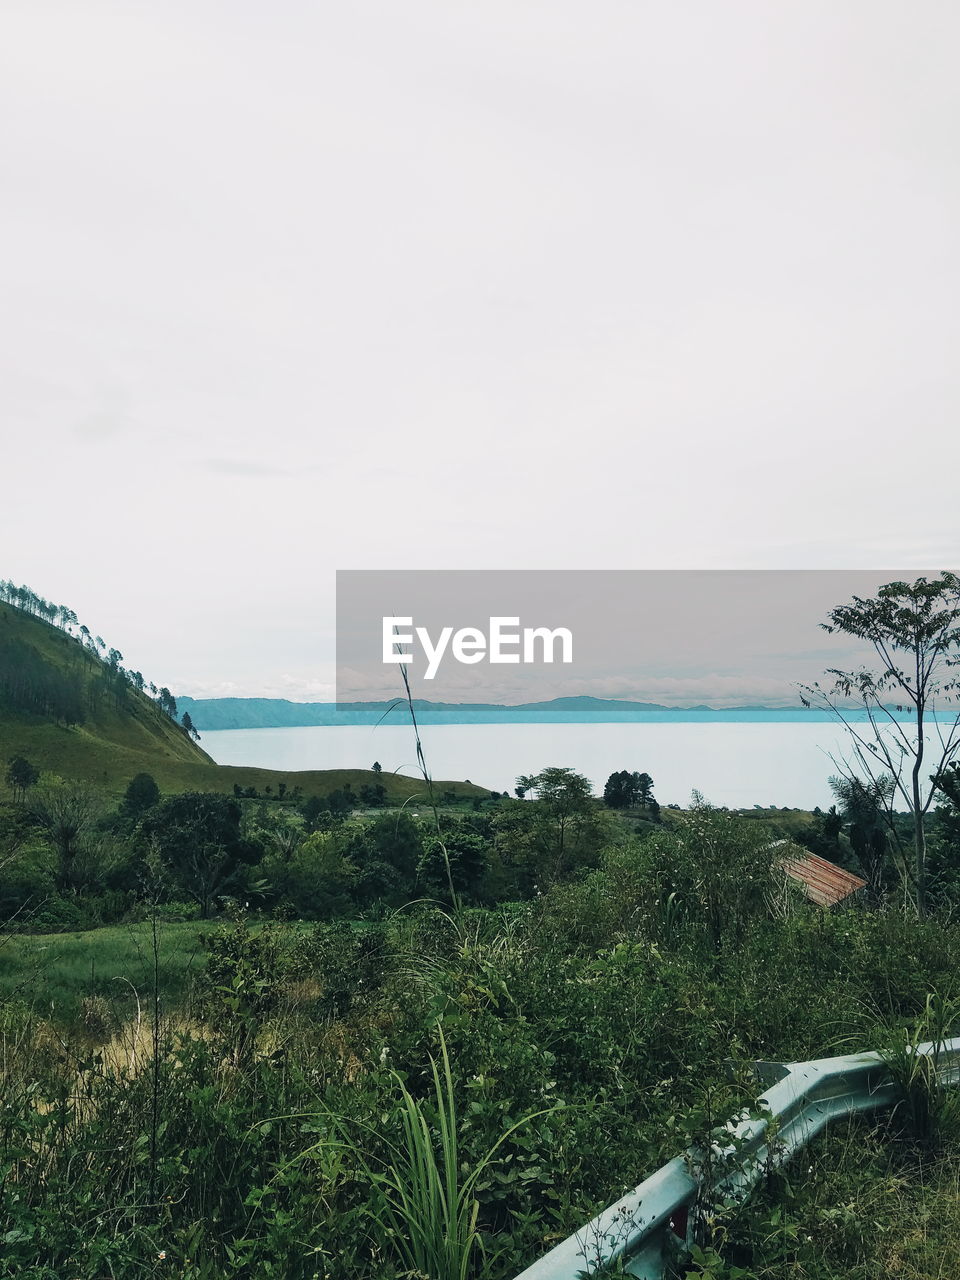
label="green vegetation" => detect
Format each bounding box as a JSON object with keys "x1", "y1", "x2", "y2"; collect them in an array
[
  {"x1": 0, "y1": 596, "x2": 211, "y2": 786},
  {"x1": 3, "y1": 783, "x2": 960, "y2": 1277},
  {"x1": 801, "y1": 571, "x2": 960, "y2": 915},
  {"x1": 706, "y1": 1118, "x2": 960, "y2": 1279},
  {"x1": 2, "y1": 572, "x2": 960, "y2": 1278},
  {"x1": 0, "y1": 921, "x2": 209, "y2": 1022},
  {"x1": 602, "y1": 768, "x2": 657, "y2": 813}
]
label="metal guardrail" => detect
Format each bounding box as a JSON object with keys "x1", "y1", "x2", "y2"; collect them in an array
[{"x1": 512, "y1": 1034, "x2": 960, "y2": 1280}]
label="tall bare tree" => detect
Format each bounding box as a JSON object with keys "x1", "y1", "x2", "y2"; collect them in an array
[{"x1": 800, "y1": 573, "x2": 960, "y2": 915}]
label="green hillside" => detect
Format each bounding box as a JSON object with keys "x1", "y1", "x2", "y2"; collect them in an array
[
  {"x1": 0, "y1": 600, "x2": 487, "y2": 801},
  {"x1": 0, "y1": 600, "x2": 213, "y2": 785}
]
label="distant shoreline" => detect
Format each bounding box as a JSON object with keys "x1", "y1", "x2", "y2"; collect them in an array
[{"x1": 177, "y1": 694, "x2": 947, "y2": 732}]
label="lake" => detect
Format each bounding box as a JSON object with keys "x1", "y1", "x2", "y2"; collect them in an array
[{"x1": 196, "y1": 722, "x2": 920, "y2": 809}]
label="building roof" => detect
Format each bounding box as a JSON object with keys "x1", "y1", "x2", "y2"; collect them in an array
[{"x1": 780, "y1": 848, "x2": 867, "y2": 907}]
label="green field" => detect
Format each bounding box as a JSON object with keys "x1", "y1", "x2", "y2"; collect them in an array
[{"x1": 0, "y1": 921, "x2": 209, "y2": 1022}]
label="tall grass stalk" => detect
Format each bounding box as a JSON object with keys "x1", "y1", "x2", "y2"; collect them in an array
[
  {"x1": 397, "y1": 660, "x2": 461, "y2": 914},
  {"x1": 319, "y1": 1025, "x2": 553, "y2": 1280}
]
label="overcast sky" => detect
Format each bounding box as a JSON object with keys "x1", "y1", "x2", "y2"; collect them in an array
[{"x1": 2, "y1": 3, "x2": 958, "y2": 701}]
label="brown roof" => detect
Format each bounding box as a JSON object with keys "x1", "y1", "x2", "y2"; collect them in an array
[{"x1": 780, "y1": 849, "x2": 867, "y2": 907}]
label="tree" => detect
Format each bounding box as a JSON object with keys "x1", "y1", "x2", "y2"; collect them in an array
[
  {"x1": 362, "y1": 812, "x2": 422, "y2": 902},
  {"x1": 602, "y1": 770, "x2": 656, "y2": 810},
  {"x1": 796, "y1": 803, "x2": 845, "y2": 864},
  {"x1": 334, "y1": 813, "x2": 422, "y2": 905},
  {"x1": 418, "y1": 821, "x2": 489, "y2": 901},
  {"x1": 263, "y1": 830, "x2": 355, "y2": 919},
  {"x1": 503, "y1": 767, "x2": 606, "y2": 889},
  {"x1": 181, "y1": 711, "x2": 201, "y2": 741},
  {"x1": 932, "y1": 762, "x2": 960, "y2": 899},
  {"x1": 603, "y1": 770, "x2": 634, "y2": 809},
  {"x1": 371, "y1": 761, "x2": 382, "y2": 774},
  {"x1": 139, "y1": 793, "x2": 261, "y2": 918},
  {"x1": 30, "y1": 778, "x2": 103, "y2": 893},
  {"x1": 828, "y1": 774, "x2": 891, "y2": 897},
  {"x1": 258, "y1": 811, "x2": 303, "y2": 863},
  {"x1": 301, "y1": 794, "x2": 330, "y2": 832},
  {"x1": 122, "y1": 772, "x2": 161, "y2": 821},
  {"x1": 327, "y1": 788, "x2": 353, "y2": 818},
  {"x1": 6, "y1": 755, "x2": 39, "y2": 804},
  {"x1": 801, "y1": 573, "x2": 960, "y2": 915},
  {"x1": 157, "y1": 687, "x2": 178, "y2": 720},
  {"x1": 636, "y1": 772, "x2": 655, "y2": 809}
]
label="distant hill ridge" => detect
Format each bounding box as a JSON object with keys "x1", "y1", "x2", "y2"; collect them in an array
[{"x1": 176, "y1": 693, "x2": 890, "y2": 730}]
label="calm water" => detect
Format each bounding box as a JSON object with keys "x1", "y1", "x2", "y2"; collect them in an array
[{"x1": 196, "y1": 722, "x2": 913, "y2": 809}]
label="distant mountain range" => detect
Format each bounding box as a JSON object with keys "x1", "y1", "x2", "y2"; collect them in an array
[{"x1": 175, "y1": 694, "x2": 911, "y2": 730}]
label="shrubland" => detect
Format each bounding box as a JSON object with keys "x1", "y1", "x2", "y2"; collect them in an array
[{"x1": 3, "y1": 771, "x2": 960, "y2": 1278}]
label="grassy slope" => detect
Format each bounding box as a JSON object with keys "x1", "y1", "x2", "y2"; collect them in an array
[
  {"x1": 736, "y1": 1117, "x2": 960, "y2": 1279},
  {"x1": 0, "y1": 603, "x2": 488, "y2": 800},
  {"x1": 0, "y1": 920, "x2": 334, "y2": 1023},
  {"x1": 0, "y1": 601, "x2": 213, "y2": 781},
  {"x1": 0, "y1": 922, "x2": 210, "y2": 1021}
]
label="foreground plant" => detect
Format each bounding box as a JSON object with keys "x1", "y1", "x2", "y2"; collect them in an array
[
  {"x1": 308, "y1": 1024, "x2": 554, "y2": 1280},
  {"x1": 875, "y1": 991, "x2": 960, "y2": 1143}
]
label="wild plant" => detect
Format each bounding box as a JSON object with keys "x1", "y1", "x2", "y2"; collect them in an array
[
  {"x1": 300, "y1": 1024, "x2": 556, "y2": 1280},
  {"x1": 870, "y1": 990, "x2": 960, "y2": 1143}
]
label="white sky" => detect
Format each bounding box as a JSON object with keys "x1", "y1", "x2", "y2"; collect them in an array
[{"x1": 2, "y1": 2, "x2": 959, "y2": 700}]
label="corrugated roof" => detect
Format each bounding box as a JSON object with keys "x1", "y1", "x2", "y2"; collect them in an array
[{"x1": 780, "y1": 849, "x2": 867, "y2": 907}]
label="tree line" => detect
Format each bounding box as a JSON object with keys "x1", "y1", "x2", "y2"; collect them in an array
[
  {"x1": 0, "y1": 635, "x2": 87, "y2": 725},
  {"x1": 0, "y1": 577, "x2": 198, "y2": 740}
]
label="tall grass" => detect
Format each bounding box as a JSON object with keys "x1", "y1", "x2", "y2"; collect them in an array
[
  {"x1": 835, "y1": 988, "x2": 960, "y2": 1144},
  {"x1": 398, "y1": 661, "x2": 460, "y2": 913},
  {"x1": 0, "y1": 921, "x2": 207, "y2": 1023},
  {"x1": 874, "y1": 991, "x2": 960, "y2": 1142},
  {"x1": 316, "y1": 1025, "x2": 554, "y2": 1280}
]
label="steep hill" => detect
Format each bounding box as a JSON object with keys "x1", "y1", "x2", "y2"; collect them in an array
[
  {"x1": 0, "y1": 600, "x2": 213, "y2": 786},
  {"x1": 0, "y1": 602, "x2": 488, "y2": 801}
]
